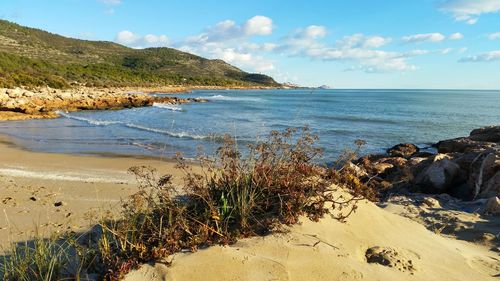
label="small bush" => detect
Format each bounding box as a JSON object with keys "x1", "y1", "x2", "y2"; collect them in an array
[{"x1": 98, "y1": 128, "x2": 369, "y2": 279}]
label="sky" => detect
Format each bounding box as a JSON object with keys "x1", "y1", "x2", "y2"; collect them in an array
[{"x1": 1, "y1": 0, "x2": 500, "y2": 89}]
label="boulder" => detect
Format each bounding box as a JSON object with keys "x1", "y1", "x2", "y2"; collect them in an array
[
  {"x1": 422, "y1": 197, "x2": 442, "y2": 208},
  {"x1": 469, "y1": 152, "x2": 497, "y2": 199},
  {"x1": 6, "y1": 88, "x2": 23, "y2": 99},
  {"x1": 407, "y1": 157, "x2": 428, "y2": 166},
  {"x1": 373, "y1": 162, "x2": 394, "y2": 174},
  {"x1": 379, "y1": 157, "x2": 408, "y2": 167},
  {"x1": 387, "y1": 143, "x2": 419, "y2": 158},
  {"x1": 480, "y1": 171, "x2": 500, "y2": 198},
  {"x1": 483, "y1": 197, "x2": 500, "y2": 214},
  {"x1": 435, "y1": 137, "x2": 496, "y2": 153},
  {"x1": 414, "y1": 154, "x2": 462, "y2": 193},
  {"x1": 469, "y1": 126, "x2": 500, "y2": 143}
]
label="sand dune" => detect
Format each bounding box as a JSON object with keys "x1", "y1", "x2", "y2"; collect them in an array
[{"x1": 126, "y1": 197, "x2": 499, "y2": 281}]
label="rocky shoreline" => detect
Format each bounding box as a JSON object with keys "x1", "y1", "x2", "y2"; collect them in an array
[
  {"x1": 356, "y1": 126, "x2": 500, "y2": 213},
  {"x1": 0, "y1": 86, "x2": 208, "y2": 121}
]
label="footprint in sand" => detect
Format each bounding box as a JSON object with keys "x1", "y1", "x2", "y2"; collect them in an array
[
  {"x1": 2, "y1": 196, "x2": 17, "y2": 206},
  {"x1": 365, "y1": 246, "x2": 417, "y2": 274}
]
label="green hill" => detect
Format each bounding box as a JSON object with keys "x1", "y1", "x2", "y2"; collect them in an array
[{"x1": 0, "y1": 20, "x2": 279, "y2": 88}]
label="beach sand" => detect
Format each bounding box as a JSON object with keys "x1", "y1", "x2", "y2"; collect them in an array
[
  {"x1": 0, "y1": 136, "x2": 187, "y2": 249},
  {"x1": 0, "y1": 136, "x2": 498, "y2": 280},
  {"x1": 127, "y1": 197, "x2": 499, "y2": 281}
]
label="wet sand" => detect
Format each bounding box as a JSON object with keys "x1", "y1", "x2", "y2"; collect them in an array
[{"x1": 0, "y1": 135, "x2": 189, "y2": 249}]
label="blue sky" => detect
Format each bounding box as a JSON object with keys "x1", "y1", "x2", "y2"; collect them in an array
[{"x1": 1, "y1": 0, "x2": 500, "y2": 89}]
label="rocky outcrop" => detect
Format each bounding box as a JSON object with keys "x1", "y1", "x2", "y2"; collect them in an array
[
  {"x1": 387, "y1": 143, "x2": 419, "y2": 158},
  {"x1": 0, "y1": 87, "x2": 202, "y2": 121},
  {"x1": 414, "y1": 154, "x2": 461, "y2": 193},
  {"x1": 434, "y1": 127, "x2": 499, "y2": 153},
  {"x1": 355, "y1": 126, "x2": 500, "y2": 201},
  {"x1": 470, "y1": 126, "x2": 500, "y2": 142}
]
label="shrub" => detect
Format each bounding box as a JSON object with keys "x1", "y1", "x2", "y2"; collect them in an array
[{"x1": 97, "y1": 128, "x2": 369, "y2": 279}]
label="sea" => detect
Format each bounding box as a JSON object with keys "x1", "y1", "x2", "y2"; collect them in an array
[{"x1": 0, "y1": 89, "x2": 499, "y2": 162}]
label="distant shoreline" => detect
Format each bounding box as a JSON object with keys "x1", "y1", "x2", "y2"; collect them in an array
[{"x1": 0, "y1": 85, "x2": 283, "y2": 121}]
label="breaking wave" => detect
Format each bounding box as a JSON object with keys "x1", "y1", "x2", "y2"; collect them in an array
[{"x1": 152, "y1": 103, "x2": 183, "y2": 111}]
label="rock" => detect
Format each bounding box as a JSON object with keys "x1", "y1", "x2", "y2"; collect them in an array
[
  {"x1": 477, "y1": 233, "x2": 497, "y2": 243},
  {"x1": 412, "y1": 151, "x2": 435, "y2": 158},
  {"x1": 357, "y1": 154, "x2": 389, "y2": 173},
  {"x1": 414, "y1": 154, "x2": 461, "y2": 193},
  {"x1": 469, "y1": 126, "x2": 500, "y2": 143},
  {"x1": 469, "y1": 152, "x2": 497, "y2": 199},
  {"x1": 408, "y1": 157, "x2": 428, "y2": 166},
  {"x1": 452, "y1": 151, "x2": 483, "y2": 173},
  {"x1": 347, "y1": 162, "x2": 368, "y2": 178},
  {"x1": 387, "y1": 143, "x2": 419, "y2": 158},
  {"x1": 422, "y1": 197, "x2": 442, "y2": 208},
  {"x1": 435, "y1": 137, "x2": 496, "y2": 153},
  {"x1": 54, "y1": 201, "x2": 65, "y2": 207},
  {"x1": 373, "y1": 162, "x2": 394, "y2": 174},
  {"x1": 380, "y1": 157, "x2": 408, "y2": 167},
  {"x1": 480, "y1": 171, "x2": 500, "y2": 198},
  {"x1": 483, "y1": 197, "x2": 500, "y2": 214},
  {"x1": 6, "y1": 88, "x2": 23, "y2": 99}
]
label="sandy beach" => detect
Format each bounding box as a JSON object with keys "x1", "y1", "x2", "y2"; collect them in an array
[
  {"x1": 0, "y1": 134, "x2": 498, "y2": 280},
  {"x1": 0, "y1": 135, "x2": 187, "y2": 249}
]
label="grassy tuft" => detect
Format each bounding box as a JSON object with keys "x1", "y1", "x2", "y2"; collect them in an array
[{"x1": 97, "y1": 127, "x2": 371, "y2": 279}]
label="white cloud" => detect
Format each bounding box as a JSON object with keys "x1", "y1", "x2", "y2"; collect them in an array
[
  {"x1": 275, "y1": 27, "x2": 420, "y2": 73},
  {"x1": 440, "y1": 48, "x2": 453, "y2": 54},
  {"x1": 459, "y1": 50, "x2": 500, "y2": 62},
  {"x1": 274, "y1": 25, "x2": 327, "y2": 55},
  {"x1": 115, "y1": 30, "x2": 169, "y2": 48},
  {"x1": 337, "y1": 33, "x2": 391, "y2": 49},
  {"x1": 449, "y1": 32, "x2": 464, "y2": 40},
  {"x1": 401, "y1": 32, "x2": 463, "y2": 43},
  {"x1": 301, "y1": 25, "x2": 328, "y2": 39},
  {"x1": 402, "y1": 33, "x2": 446, "y2": 43},
  {"x1": 439, "y1": 0, "x2": 500, "y2": 24},
  {"x1": 488, "y1": 32, "x2": 500, "y2": 39},
  {"x1": 99, "y1": 0, "x2": 121, "y2": 5},
  {"x1": 171, "y1": 16, "x2": 277, "y2": 73},
  {"x1": 308, "y1": 48, "x2": 419, "y2": 73},
  {"x1": 216, "y1": 48, "x2": 274, "y2": 72},
  {"x1": 184, "y1": 16, "x2": 273, "y2": 45},
  {"x1": 243, "y1": 16, "x2": 273, "y2": 36}
]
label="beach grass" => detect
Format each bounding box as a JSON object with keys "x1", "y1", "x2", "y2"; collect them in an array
[{"x1": 0, "y1": 127, "x2": 374, "y2": 280}]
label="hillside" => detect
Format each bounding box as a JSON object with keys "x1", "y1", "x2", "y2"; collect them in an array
[{"x1": 0, "y1": 20, "x2": 279, "y2": 88}]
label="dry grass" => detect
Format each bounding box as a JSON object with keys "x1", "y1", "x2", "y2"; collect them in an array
[
  {"x1": 0, "y1": 128, "x2": 376, "y2": 280},
  {"x1": 96, "y1": 128, "x2": 372, "y2": 280}
]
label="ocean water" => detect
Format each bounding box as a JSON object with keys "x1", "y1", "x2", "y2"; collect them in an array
[{"x1": 0, "y1": 89, "x2": 499, "y2": 162}]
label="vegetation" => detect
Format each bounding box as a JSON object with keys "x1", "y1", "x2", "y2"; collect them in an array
[
  {"x1": 0, "y1": 128, "x2": 376, "y2": 280},
  {"x1": 0, "y1": 20, "x2": 279, "y2": 89},
  {"x1": 0, "y1": 233, "x2": 96, "y2": 281}
]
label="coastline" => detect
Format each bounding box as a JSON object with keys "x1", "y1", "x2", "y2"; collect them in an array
[
  {"x1": 0, "y1": 134, "x2": 190, "y2": 249},
  {"x1": 0, "y1": 85, "x2": 281, "y2": 121},
  {"x1": 0, "y1": 128, "x2": 498, "y2": 280}
]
